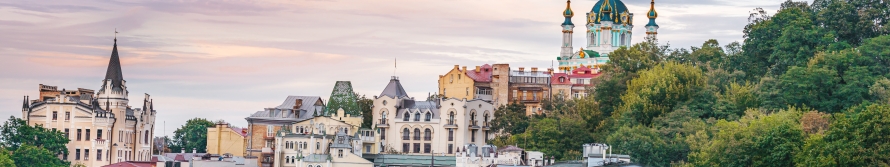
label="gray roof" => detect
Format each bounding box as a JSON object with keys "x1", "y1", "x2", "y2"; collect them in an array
[
  {"x1": 104, "y1": 39, "x2": 125, "y2": 91},
  {"x1": 394, "y1": 100, "x2": 440, "y2": 119},
  {"x1": 304, "y1": 154, "x2": 329, "y2": 162},
  {"x1": 276, "y1": 96, "x2": 324, "y2": 110},
  {"x1": 379, "y1": 76, "x2": 409, "y2": 98},
  {"x1": 248, "y1": 96, "x2": 325, "y2": 122}
]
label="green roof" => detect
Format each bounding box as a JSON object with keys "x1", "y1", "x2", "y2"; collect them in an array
[
  {"x1": 582, "y1": 50, "x2": 601, "y2": 58},
  {"x1": 325, "y1": 81, "x2": 361, "y2": 116},
  {"x1": 365, "y1": 154, "x2": 456, "y2": 167}
]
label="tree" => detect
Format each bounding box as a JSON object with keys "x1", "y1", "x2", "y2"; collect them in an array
[
  {"x1": 0, "y1": 147, "x2": 14, "y2": 167},
  {"x1": 12, "y1": 144, "x2": 68, "y2": 167},
  {"x1": 615, "y1": 62, "x2": 707, "y2": 125},
  {"x1": 357, "y1": 94, "x2": 374, "y2": 128},
  {"x1": 0, "y1": 116, "x2": 69, "y2": 156},
  {"x1": 795, "y1": 103, "x2": 890, "y2": 166},
  {"x1": 489, "y1": 103, "x2": 529, "y2": 135},
  {"x1": 687, "y1": 108, "x2": 805, "y2": 167},
  {"x1": 169, "y1": 118, "x2": 215, "y2": 153},
  {"x1": 606, "y1": 125, "x2": 678, "y2": 167}
]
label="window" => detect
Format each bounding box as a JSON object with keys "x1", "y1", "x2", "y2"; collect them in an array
[
  {"x1": 97, "y1": 130, "x2": 103, "y2": 140},
  {"x1": 443, "y1": 88, "x2": 447, "y2": 96},
  {"x1": 484, "y1": 114, "x2": 490, "y2": 127},
  {"x1": 424, "y1": 129, "x2": 432, "y2": 141},
  {"x1": 98, "y1": 149, "x2": 103, "y2": 161},
  {"x1": 85, "y1": 149, "x2": 89, "y2": 160},
  {"x1": 86, "y1": 129, "x2": 90, "y2": 141},
  {"x1": 559, "y1": 77, "x2": 565, "y2": 83},
  {"x1": 522, "y1": 91, "x2": 528, "y2": 100},
  {"x1": 75, "y1": 149, "x2": 81, "y2": 160},
  {"x1": 145, "y1": 130, "x2": 149, "y2": 144},
  {"x1": 471, "y1": 130, "x2": 476, "y2": 142},
  {"x1": 65, "y1": 112, "x2": 70, "y2": 121},
  {"x1": 52, "y1": 111, "x2": 57, "y2": 120},
  {"x1": 365, "y1": 145, "x2": 371, "y2": 152},
  {"x1": 414, "y1": 113, "x2": 420, "y2": 121},
  {"x1": 316, "y1": 142, "x2": 320, "y2": 150},
  {"x1": 512, "y1": 90, "x2": 518, "y2": 100},
  {"x1": 403, "y1": 112, "x2": 410, "y2": 121},
  {"x1": 448, "y1": 112, "x2": 455, "y2": 124},
  {"x1": 424, "y1": 143, "x2": 431, "y2": 153},
  {"x1": 448, "y1": 129, "x2": 454, "y2": 141},
  {"x1": 448, "y1": 144, "x2": 454, "y2": 154},
  {"x1": 413, "y1": 143, "x2": 421, "y2": 153},
  {"x1": 402, "y1": 143, "x2": 409, "y2": 153},
  {"x1": 425, "y1": 112, "x2": 431, "y2": 122},
  {"x1": 77, "y1": 129, "x2": 82, "y2": 141},
  {"x1": 64, "y1": 129, "x2": 69, "y2": 138},
  {"x1": 466, "y1": 87, "x2": 469, "y2": 96},
  {"x1": 338, "y1": 149, "x2": 343, "y2": 158},
  {"x1": 380, "y1": 128, "x2": 386, "y2": 140},
  {"x1": 413, "y1": 129, "x2": 420, "y2": 140},
  {"x1": 402, "y1": 128, "x2": 409, "y2": 140}
]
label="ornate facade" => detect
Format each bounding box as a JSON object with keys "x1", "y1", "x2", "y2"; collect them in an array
[
  {"x1": 557, "y1": 0, "x2": 660, "y2": 73},
  {"x1": 21, "y1": 37, "x2": 157, "y2": 167}
]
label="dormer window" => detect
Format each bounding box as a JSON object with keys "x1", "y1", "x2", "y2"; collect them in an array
[
  {"x1": 425, "y1": 112, "x2": 432, "y2": 122},
  {"x1": 414, "y1": 113, "x2": 420, "y2": 121},
  {"x1": 559, "y1": 77, "x2": 566, "y2": 83},
  {"x1": 403, "y1": 112, "x2": 410, "y2": 121}
]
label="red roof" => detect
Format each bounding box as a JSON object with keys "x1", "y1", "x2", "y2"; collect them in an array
[
  {"x1": 230, "y1": 127, "x2": 247, "y2": 137},
  {"x1": 466, "y1": 64, "x2": 492, "y2": 82},
  {"x1": 569, "y1": 66, "x2": 597, "y2": 78},
  {"x1": 102, "y1": 161, "x2": 154, "y2": 167},
  {"x1": 551, "y1": 73, "x2": 571, "y2": 85}
]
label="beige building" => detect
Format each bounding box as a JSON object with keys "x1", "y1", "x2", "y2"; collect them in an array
[
  {"x1": 508, "y1": 67, "x2": 553, "y2": 115},
  {"x1": 372, "y1": 76, "x2": 494, "y2": 156},
  {"x1": 438, "y1": 65, "x2": 477, "y2": 100},
  {"x1": 439, "y1": 64, "x2": 511, "y2": 108},
  {"x1": 246, "y1": 96, "x2": 326, "y2": 167},
  {"x1": 22, "y1": 38, "x2": 156, "y2": 167},
  {"x1": 207, "y1": 122, "x2": 248, "y2": 157},
  {"x1": 273, "y1": 116, "x2": 371, "y2": 167}
]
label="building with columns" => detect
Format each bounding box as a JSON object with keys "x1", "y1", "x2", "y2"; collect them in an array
[
  {"x1": 556, "y1": 0, "x2": 660, "y2": 73},
  {"x1": 372, "y1": 76, "x2": 494, "y2": 156},
  {"x1": 21, "y1": 37, "x2": 157, "y2": 167}
]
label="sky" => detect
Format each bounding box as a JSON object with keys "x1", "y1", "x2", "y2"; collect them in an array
[{"x1": 0, "y1": 0, "x2": 794, "y2": 137}]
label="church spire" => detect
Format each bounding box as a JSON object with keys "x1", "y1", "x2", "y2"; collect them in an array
[
  {"x1": 560, "y1": 0, "x2": 575, "y2": 59},
  {"x1": 22, "y1": 96, "x2": 29, "y2": 110},
  {"x1": 562, "y1": 0, "x2": 574, "y2": 26},
  {"x1": 104, "y1": 33, "x2": 125, "y2": 91},
  {"x1": 646, "y1": 0, "x2": 660, "y2": 39}
]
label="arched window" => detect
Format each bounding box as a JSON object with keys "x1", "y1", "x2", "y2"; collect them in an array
[
  {"x1": 144, "y1": 130, "x2": 149, "y2": 144},
  {"x1": 470, "y1": 112, "x2": 477, "y2": 125},
  {"x1": 620, "y1": 33, "x2": 626, "y2": 46},
  {"x1": 403, "y1": 112, "x2": 410, "y2": 121},
  {"x1": 316, "y1": 142, "x2": 320, "y2": 150},
  {"x1": 425, "y1": 112, "x2": 432, "y2": 122},
  {"x1": 590, "y1": 33, "x2": 597, "y2": 46},
  {"x1": 449, "y1": 112, "x2": 455, "y2": 124},
  {"x1": 484, "y1": 113, "x2": 490, "y2": 126},
  {"x1": 403, "y1": 128, "x2": 410, "y2": 140},
  {"x1": 413, "y1": 128, "x2": 421, "y2": 140},
  {"x1": 414, "y1": 113, "x2": 420, "y2": 121},
  {"x1": 424, "y1": 129, "x2": 432, "y2": 141}
]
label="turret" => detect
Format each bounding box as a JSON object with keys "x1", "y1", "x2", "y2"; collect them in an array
[
  {"x1": 645, "y1": 0, "x2": 659, "y2": 39},
  {"x1": 21, "y1": 96, "x2": 29, "y2": 120},
  {"x1": 560, "y1": 0, "x2": 575, "y2": 58},
  {"x1": 98, "y1": 36, "x2": 129, "y2": 111}
]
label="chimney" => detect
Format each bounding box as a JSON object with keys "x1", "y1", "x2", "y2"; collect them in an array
[
  {"x1": 454, "y1": 65, "x2": 459, "y2": 69},
  {"x1": 547, "y1": 68, "x2": 554, "y2": 74},
  {"x1": 518, "y1": 67, "x2": 525, "y2": 72},
  {"x1": 181, "y1": 148, "x2": 185, "y2": 153},
  {"x1": 294, "y1": 99, "x2": 303, "y2": 110},
  {"x1": 462, "y1": 66, "x2": 467, "y2": 72},
  {"x1": 531, "y1": 67, "x2": 538, "y2": 73},
  {"x1": 475, "y1": 66, "x2": 481, "y2": 72},
  {"x1": 192, "y1": 148, "x2": 196, "y2": 154}
]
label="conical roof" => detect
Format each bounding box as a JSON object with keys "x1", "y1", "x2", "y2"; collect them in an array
[
  {"x1": 22, "y1": 96, "x2": 28, "y2": 109},
  {"x1": 379, "y1": 76, "x2": 409, "y2": 98},
  {"x1": 326, "y1": 81, "x2": 361, "y2": 116},
  {"x1": 104, "y1": 39, "x2": 125, "y2": 91}
]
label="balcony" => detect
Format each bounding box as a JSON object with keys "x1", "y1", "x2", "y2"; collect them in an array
[
  {"x1": 264, "y1": 132, "x2": 275, "y2": 140},
  {"x1": 483, "y1": 122, "x2": 491, "y2": 130},
  {"x1": 261, "y1": 147, "x2": 274, "y2": 155},
  {"x1": 361, "y1": 136, "x2": 375, "y2": 143},
  {"x1": 376, "y1": 119, "x2": 389, "y2": 128},
  {"x1": 469, "y1": 121, "x2": 481, "y2": 130},
  {"x1": 444, "y1": 123, "x2": 458, "y2": 129}
]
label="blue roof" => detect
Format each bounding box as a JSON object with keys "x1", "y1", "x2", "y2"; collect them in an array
[
  {"x1": 589, "y1": 0, "x2": 632, "y2": 25},
  {"x1": 646, "y1": 18, "x2": 658, "y2": 27}
]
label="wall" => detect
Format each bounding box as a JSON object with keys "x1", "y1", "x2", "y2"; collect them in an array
[
  {"x1": 490, "y1": 64, "x2": 511, "y2": 107},
  {"x1": 439, "y1": 65, "x2": 476, "y2": 100},
  {"x1": 207, "y1": 124, "x2": 247, "y2": 156}
]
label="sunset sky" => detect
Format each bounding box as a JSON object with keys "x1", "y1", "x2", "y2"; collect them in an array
[{"x1": 0, "y1": 0, "x2": 792, "y2": 135}]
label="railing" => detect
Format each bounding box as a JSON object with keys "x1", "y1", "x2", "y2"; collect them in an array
[
  {"x1": 377, "y1": 119, "x2": 389, "y2": 127},
  {"x1": 361, "y1": 136, "x2": 375, "y2": 143},
  {"x1": 403, "y1": 135, "x2": 409, "y2": 140},
  {"x1": 413, "y1": 135, "x2": 420, "y2": 140},
  {"x1": 261, "y1": 147, "x2": 273, "y2": 154},
  {"x1": 424, "y1": 136, "x2": 431, "y2": 141}
]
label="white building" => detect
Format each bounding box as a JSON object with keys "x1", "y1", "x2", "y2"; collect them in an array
[
  {"x1": 582, "y1": 143, "x2": 631, "y2": 167},
  {"x1": 21, "y1": 37, "x2": 156, "y2": 167},
  {"x1": 371, "y1": 76, "x2": 495, "y2": 156},
  {"x1": 273, "y1": 116, "x2": 373, "y2": 167},
  {"x1": 556, "y1": 0, "x2": 660, "y2": 73}
]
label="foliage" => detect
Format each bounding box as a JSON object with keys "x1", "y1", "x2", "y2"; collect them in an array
[
  {"x1": 616, "y1": 62, "x2": 707, "y2": 125},
  {"x1": 0, "y1": 116, "x2": 69, "y2": 156},
  {"x1": 169, "y1": 118, "x2": 215, "y2": 153},
  {"x1": 13, "y1": 144, "x2": 69, "y2": 167},
  {"x1": 606, "y1": 125, "x2": 679, "y2": 167},
  {"x1": 795, "y1": 103, "x2": 890, "y2": 166},
  {"x1": 489, "y1": 103, "x2": 529, "y2": 135},
  {"x1": 800, "y1": 111, "x2": 830, "y2": 134},
  {"x1": 687, "y1": 108, "x2": 805, "y2": 167},
  {"x1": 0, "y1": 148, "x2": 14, "y2": 167},
  {"x1": 357, "y1": 94, "x2": 374, "y2": 128}
]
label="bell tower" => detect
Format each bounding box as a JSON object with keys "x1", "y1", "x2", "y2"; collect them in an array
[
  {"x1": 645, "y1": 0, "x2": 659, "y2": 39},
  {"x1": 560, "y1": 0, "x2": 575, "y2": 58}
]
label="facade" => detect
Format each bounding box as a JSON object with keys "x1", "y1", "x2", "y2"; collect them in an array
[
  {"x1": 508, "y1": 67, "x2": 552, "y2": 115},
  {"x1": 438, "y1": 65, "x2": 477, "y2": 100},
  {"x1": 490, "y1": 64, "x2": 511, "y2": 107},
  {"x1": 556, "y1": 0, "x2": 660, "y2": 73},
  {"x1": 466, "y1": 65, "x2": 494, "y2": 102},
  {"x1": 272, "y1": 116, "x2": 371, "y2": 167},
  {"x1": 22, "y1": 38, "x2": 156, "y2": 167},
  {"x1": 551, "y1": 66, "x2": 601, "y2": 99},
  {"x1": 372, "y1": 76, "x2": 495, "y2": 156},
  {"x1": 246, "y1": 96, "x2": 326, "y2": 167},
  {"x1": 207, "y1": 122, "x2": 248, "y2": 157}
]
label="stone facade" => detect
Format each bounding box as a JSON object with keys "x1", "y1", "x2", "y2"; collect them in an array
[{"x1": 22, "y1": 38, "x2": 156, "y2": 167}]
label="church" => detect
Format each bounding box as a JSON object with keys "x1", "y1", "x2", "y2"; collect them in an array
[
  {"x1": 556, "y1": 0, "x2": 660, "y2": 73},
  {"x1": 21, "y1": 37, "x2": 157, "y2": 167}
]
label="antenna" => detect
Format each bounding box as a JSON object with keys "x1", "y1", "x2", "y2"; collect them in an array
[{"x1": 393, "y1": 57, "x2": 397, "y2": 77}]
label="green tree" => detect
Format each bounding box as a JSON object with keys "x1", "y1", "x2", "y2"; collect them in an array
[
  {"x1": 615, "y1": 62, "x2": 707, "y2": 125},
  {"x1": 606, "y1": 125, "x2": 678, "y2": 167},
  {"x1": 795, "y1": 103, "x2": 890, "y2": 166},
  {"x1": 0, "y1": 148, "x2": 14, "y2": 167},
  {"x1": 0, "y1": 116, "x2": 69, "y2": 156},
  {"x1": 12, "y1": 144, "x2": 68, "y2": 167},
  {"x1": 687, "y1": 108, "x2": 805, "y2": 167},
  {"x1": 490, "y1": 103, "x2": 529, "y2": 135},
  {"x1": 357, "y1": 94, "x2": 374, "y2": 128},
  {"x1": 169, "y1": 118, "x2": 215, "y2": 153}
]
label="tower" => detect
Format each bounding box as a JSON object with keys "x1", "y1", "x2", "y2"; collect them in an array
[
  {"x1": 98, "y1": 37, "x2": 129, "y2": 112},
  {"x1": 560, "y1": 0, "x2": 575, "y2": 58},
  {"x1": 21, "y1": 96, "x2": 29, "y2": 121},
  {"x1": 645, "y1": 0, "x2": 659, "y2": 39}
]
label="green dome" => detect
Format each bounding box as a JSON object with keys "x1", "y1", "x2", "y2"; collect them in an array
[{"x1": 588, "y1": 0, "x2": 632, "y2": 25}]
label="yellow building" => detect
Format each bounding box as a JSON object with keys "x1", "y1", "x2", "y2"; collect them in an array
[
  {"x1": 207, "y1": 122, "x2": 248, "y2": 156},
  {"x1": 439, "y1": 65, "x2": 477, "y2": 100}
]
